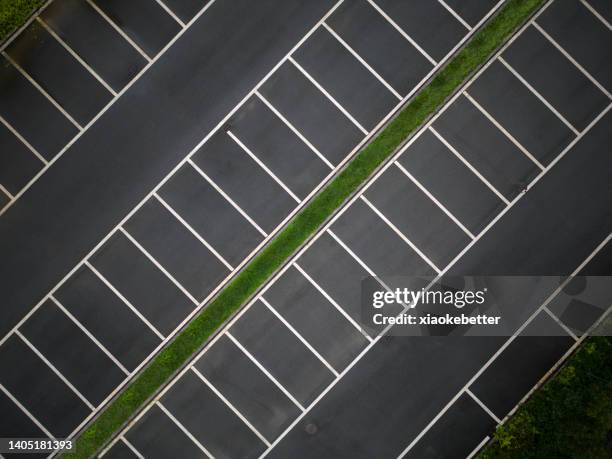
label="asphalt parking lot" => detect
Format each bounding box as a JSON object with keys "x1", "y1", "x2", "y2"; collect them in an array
[
  {"x1": 0, "y1": 0, "x2": 507, "y2": 453},
  {"x1": 94, "y1": 0, "x2": 610, "y2": 458}
]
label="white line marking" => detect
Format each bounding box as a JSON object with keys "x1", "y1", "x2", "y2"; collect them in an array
[
  {"x1": 463, "y1": 91, "x2": 545, "y2": 170},
  {"x1": 157, "y1": 402, "x2": 214, "y2": 458},
  {"x1": 85, "y1": 0, "x2": 152, "y2": 61},
  {"x1": 260, "y1": 296, "x2": 339, "y2": 377},
  {"x1": 226, "y1": 331, "x2": 305, "y2": 412},
  {"x1": 227, "y1": 130, "x2": 301, "y2": 203},
  {"x1": 579, "y1": 0, "x2": 612, "y2": 30},
  {"x1": 121, "y1": 438, "x2": 144, "y2": 459},
  {"x1": 437, "y1": 0, "x2": 472, "y2": 30},
  {"x1": 327, "y1": 229, "x2": 377, "y2": 277},
  {"x1": 119, "y1": 227, "x2": 199, "y2": 305},
  {"x1": 86, "y1": 261, "x2": 165, "y2": 340},
  {"x1": 532, "y1": 21, "x2": 611, "y2": 99},
  {"x1": 498, "y1": 57, "x2": 580, "y2": 135},
  {"x1": 466, "y1": 388, "x2": 501, "y2": 423},
  {"x1": 0, "y1": 114, "x2": 47, "y2": 164},
  {"x1": 153, "y1": 0, "x2": 186, "y2": 27},
  {"x1": 187, "y1": 159, "x2": 268, "y2": 237},
  {"x1": 0, "y1": 183, "x2": 14, "y2": 200},
  {"x1": 466, "y1": 436, "x2": 490, "y2": 459},
  {"x1": 191, "y1": 367, "x2": 271, "y2": 447},
  {"x1": 429, "y1": 126, "x2": 510, "y2": 205},
  {"x1": 255, "y1": 91, "x2": 335, "y2": 170},
  {"x1": 2, "y1": 51, "x2": 83, "y2": 130},
  {"x1": 542, "y1": 305, "x2": 579, "y2": 341},
  {"x1": 154, "y1": 193, "x2": 233, "y2": 271},
  {"x1": 323, "y1": 21, "x2": 404, "y2": 99},
  {"x1": 50, "y1": 295, "x2": 130, "y2": 375},
  {"x1": 293, "y1": 262, "x2": 373, "y2": 341},
  {"x1": 289, "y1": 56, "x2": 369, "y2": 135},
  {"x1": 0, "y1": 383, "x2": 55, "y2": 438},
  {"x1": 366, "y1": 0, "x2": 438, "y2": 65},
  {"x1": 15, "y1": 330, "x2": 95, "y2": 410},
  {"x1": 394, "y1": 161, "x2": 475, "y2": 239},
  {"x1": 360, "y1": 195, "x2": 441, "y2": 273},
  {"x1": 36, "y1": 16, "x2": 117, "y2": 96}
]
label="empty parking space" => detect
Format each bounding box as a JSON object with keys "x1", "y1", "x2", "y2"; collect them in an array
[
  {"x1": 502, "y1": 26, "x2": 609, "y2": 131},
  {"x1": 193, "y1": 132, "x2": 296, "y2": 234},
  {"x1": 434, "y1": 94, "x2": 541, "y2": 200},
  {"x1": 5, "y1": 20, "x2": 112, "y2": 126},
  {"x1": 231, "y1": 96, "x2": 331, "y2": 199},
  {"x1": 103, "y1": 439, "x2": 138, "y2": 459},
  {"x1": 538, "y1": 0, "x2": 611, "y2": 92},
  {"x1": 124, "y1": 197, "x2": 229, "y2": 301},
  {"x1": 230, "y1": 300, "x2": 335, "y2": 406},
  {"x1": 0, "y1": 122, "x2": 43, "y2": 195},
  {"x1": 41, "y1": 0, "x2": 147, "y2": 91},
  {"x1": 294, "y1": 27, "x2": 398, "y2": 130},
  {"x1": 90, "y1": 231, "x2": 194, "y2": 336},
  {"x1": 93, "y1": 0, "x2": 181, "y2": 57},
  {"x1": 264, "y1": 266, "x2": 369, "y2": 372},
  {"x1": 326, "y1": 0, "x2": 433, "y2": 96},
  {"x1": 260, "y1": 61, "x2": 363, "y2": 165},
  {"x1": 0, "y1": 56, "x2": 78, "y2": 159},
  {"x1": 195, "y1": 334, "x2": 301, "y2": 441},
  {"x1": 55, "y1": 266, "x2": 161, "y2": 372},
  {"x1": 0, "y1": 336, "x2": 90, "y2": 437},
  {"x1": 162, "y1": 370, "x2": 266, "y2": 458},
  {"x1": 443, "y1": 0, "x2": 498, "y2": 28}
]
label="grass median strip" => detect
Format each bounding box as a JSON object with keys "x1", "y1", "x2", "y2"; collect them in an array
[
  {"x1": 0, "y1": 0, "x2": 45, "y2": 43},
  {"x1": 62, "y1": 0, "x2": 544, "y2": 456}
]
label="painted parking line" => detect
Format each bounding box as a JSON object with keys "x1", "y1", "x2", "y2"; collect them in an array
[
  {"x1": 154, "y1": 0, "x2": 186, "y2": 28},
  {"x1": 0, "y1": 184, "x2": 13, "y2": 200},
  {"x1": 542, "y1": 306, "x2": 579, "y2": 341},
  {"x1": 463, "y1": 91, "x2": 545, "y2": 171},
  {"x1": 366, "y1": 0, "x2": 438, "y2": 66},
  {"x1": 579, "y1": 0, "x2": 611, "y2": 30},
  {"x1": 437, "y1": 0, "x2": 472, "y2": 31},
  {"x1": 0, "y1": 383, "x2": 54, "y2": 439},
  {"x1": 429, "y1": 126, "x2": 511, "y2": 205},
  {"x1": 288, "y1": 56, "x2": 369, "y2": 135},
  {"x1": 0, "y1": 115, "x2": 47, "y2": 165},
  {"x1": 322, "y1": 22, "x2": 403, "y2": 100},
  {"x1": 467, "y1": 436, "x2": 491, "y2": 459},
  {"x1": 1, "y1": 51, "x2": 83, "y2": 131},
  {"x1": 15, "y1": 330, "x2": 94, "y2": 410},
  {"x1": 532, "y1": 21, "x2": 611, "y2": 99},
  {"x1": 157, "y1": 402, "x2": 213, "y2": 458},
  {"x1": 122, "y1": 437, "x2": 145, "y2": 459},
  {"x1": 465, "y1": 388, "x2": 501, "y2": 424}
]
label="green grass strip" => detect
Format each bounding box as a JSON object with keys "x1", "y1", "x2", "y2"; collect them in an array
[
  {"x1": 63, "y1": 0, "x2": 543, "y2": 456},
  {"x1": 479, "y1": 336, "x2": 612, "y2": 458},
  {"x1": 0, "y1": 0, "x2": 45, "y2": 43}
]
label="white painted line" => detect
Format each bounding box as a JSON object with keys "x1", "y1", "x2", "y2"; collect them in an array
[
  {"x1": 122, "y1": 438, "x2": 144, "y2": 459},
  {"x1": 429, "y1": 126, "x2": 511, "y2": 205},
  {"x1": 227, "y1": 130, "x2": 301, "y2": 203},
  {"x1": 187, "y1": 159, "x2": 268, "y2": 237},
  {"x1": 0, "y1": 183, "x2": 14, "y2": 200},
  {"x1": 85, "y1": 0, "x2": 152, "y2": 61},
  {"x1": 255, "y1": 91, "x2": 334, "y2": 170},
  {"x1": 191, "y1": 367, "x2": 271, "y2": 447},
  {"x1": 154, "y1": 0, "x2": 186, "y2": 27},
  {"x1": 366, "y1": 0, "x2": 438, "y2": 65},
  {"x1": 394, "y1": 161, "x2": 475, "y2": 239},
  {"x1": 437, "y1": 0, "x2": 472, "y2": 30},
  {"x1": 0, "y1": 114, "x2": 47, "y2": 164},
  {"x1": 463, "y1": 91, "x2": 545, "y2": 170},
  {"x1": 154, "y1": 193, "x2": 234, "y2": 271},
  {"x1": 157, "y1": 402, "x2": 214, "y2": 458},
  {"x1": 0, "y1": 383, "x2": 55, "y2": 439},
  {"x1": 50, "y1": 295, "x2": 130, "y2": 375},
  {"x1": 289, "y1": 56, "x2": 369, "y2": 135},
  {"x1": 323, "y1": 22, "x2": 404, "y2": 99},
  {"x1": 36, "y1": 16, "x2": 117, "y2": 97},
  {"x1": 260, "y1": 296, "x2": 339, "y2": 377},
  {"x1": 86, "y1": 261, "x2": 166, "y2": 340},
  {"x1": 579, "y1": 0, "x2": 612, "y2": 30},
  {"x1": 327, "y1": 229, "x2": 377, "y2": 277},
  {"x1": 532, "y1": 21, "x2": 611, "y2": 99},
  {"x1": 466, "y1": 388, "x2": 501, "y2": 423},
  {"x1": 542, "y1": 305, "x2": 579, "y2": 341},
  {"x1": 119, "y1": 227, "x2": 199, "y2": 305},
  {"x1": 226, "y1": 331, "x2": 305, "y2": 412},
  {"x1": 15, "y1": 330, "x2": 95, "y2": 410},
  {"x1": 2, "y1": 51, "x2": 83, "y2": 130},
  {"x1": 293, "y1": 262, "x2": 373, "y2": 341},
  {"x1": 360, "y1": 195, "x2": 441, "y2": 273},
  {"x1": 498, "y1": 57, "x2": 580, "y2": 135},
  {"x1": 466, "y1": 436, "x2": 490, "y2": 459}
]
